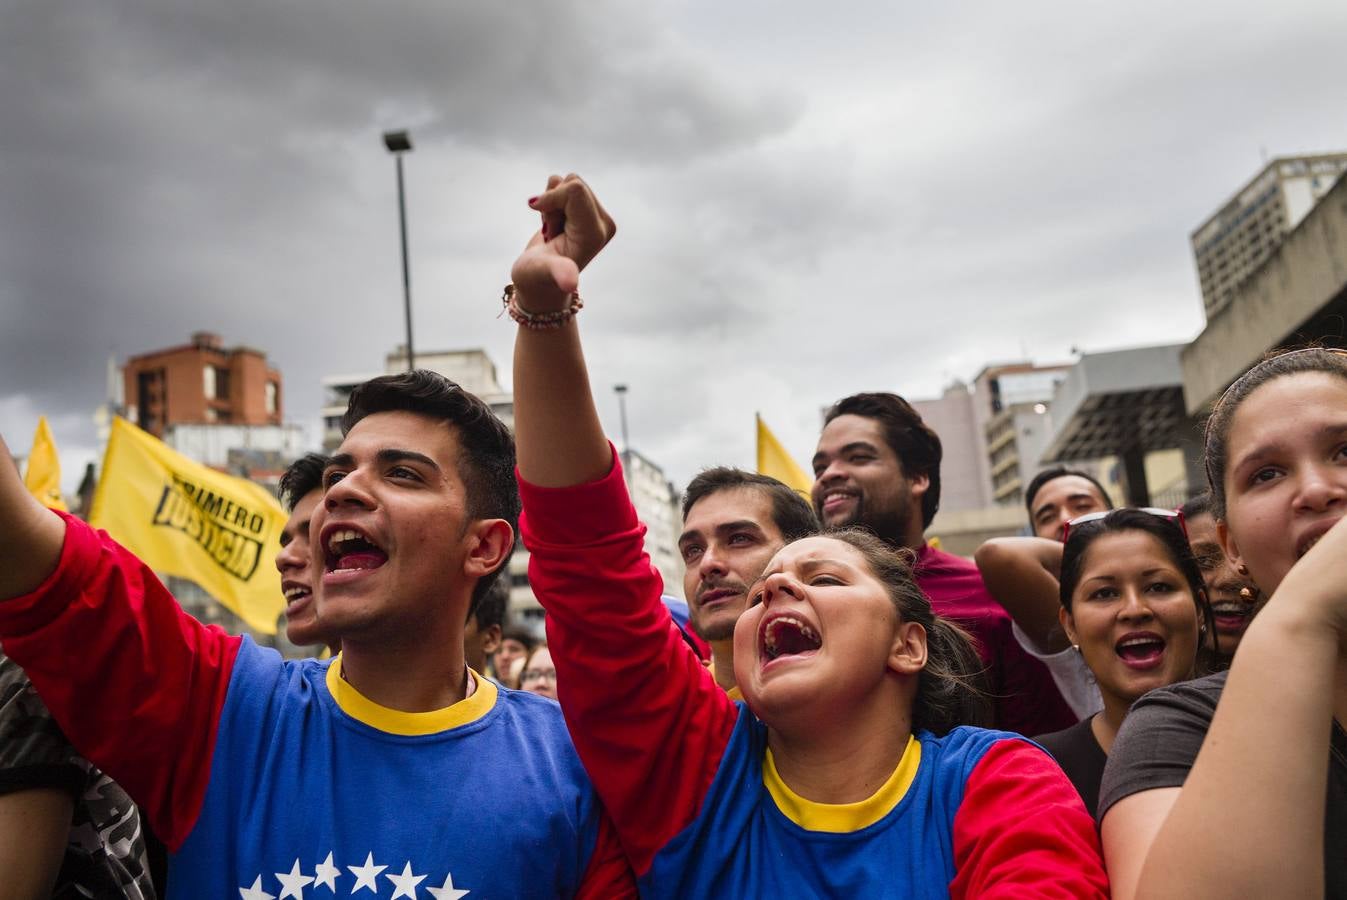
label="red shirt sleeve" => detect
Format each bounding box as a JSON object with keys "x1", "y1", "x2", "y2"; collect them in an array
[
  {"x1": 574, "y1": 807, "x2": 640, "y2": 898},
  {"x1": 0, "y1": 512, "x2": 240, "y2": 850},
  {"x1": 519, "y1": 445, "x2": 739, "y2": 878},
  {"x1": 949, "y1": 739, "x2": 1110, "y2": 899}
]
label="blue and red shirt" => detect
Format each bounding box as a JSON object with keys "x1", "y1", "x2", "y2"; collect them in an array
[
  {"x1": 519, "y1": 447, "x2": 1110, "y2": 898},
  {"x1": 0, "y1": 513, "x2": 632, "y2": 899}
]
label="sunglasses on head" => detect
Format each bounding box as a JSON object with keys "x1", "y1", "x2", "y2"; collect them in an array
[{"x1": 1061, "y1": 507, "x2": 1187, "y2": 544}]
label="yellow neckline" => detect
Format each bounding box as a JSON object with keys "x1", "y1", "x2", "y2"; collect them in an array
[
  {"x1": 764, "y1": 735, "x2": 921, "y2": 833},
  {"x1": 325, "y1": 656, "x2": 497, "y2": 736},
  {"x1": 726, "y1": 685, "x2": 743, "y2": 701}
]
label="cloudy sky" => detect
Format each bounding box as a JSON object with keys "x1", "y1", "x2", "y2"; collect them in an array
[{"x1": 3, "y1": 0, "x2": 1344, "y2": 492}]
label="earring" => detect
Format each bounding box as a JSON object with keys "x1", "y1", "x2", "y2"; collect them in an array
[
  {"x1": 1236, "y1": 563, "x2": 1250, "y2": 577},
  {"x1": 1071, "y1": 644, "x2": 1080, "y2": 652},
  {"x1": 1239, "y1": 586, "x2": 1254, "y2": 600}
]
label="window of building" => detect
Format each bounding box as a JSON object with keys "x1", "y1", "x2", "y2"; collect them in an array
[
  {"x1": 214, "y1": 367, "x2": 231, "y2": 400},
  {"x1": 203, "y1": 365, "x2": 215, "y2": 399},
  {"x1": 265, "y1": 381, "x2": 278, "y2": 415}
]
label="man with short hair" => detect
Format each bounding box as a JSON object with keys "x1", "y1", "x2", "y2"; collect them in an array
[
  {"x1": 275, "y1": 452, "x2": 337, "y2": 654},
  {"x1": 812, "y1": 392, "x2": 1075, "y2": 735},
  {"x1": 464, "y1": 578, "x2": 507, "y2": 678},
  {"x1": 0, "y1": 370, "x2": 632, "y2": 897},
  {"x1": 677, "y1": 468, "x2": 819, "y2": 696},
  {"x1": 1024, "y1": 466, "x2": 1113, "y2": 542},
  {"x1": 974, "y1": 467, "x2": 1116, "y2": 721}
]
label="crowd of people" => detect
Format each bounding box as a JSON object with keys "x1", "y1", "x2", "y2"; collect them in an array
[{"x1": 0, "y1": 173, "x2": 1342, "y2": 898}]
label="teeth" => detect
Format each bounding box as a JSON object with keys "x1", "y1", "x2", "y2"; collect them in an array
[
  {"x1": 1118, "y1": 636, "x2": 1159, "y2": 648},
  {"x1": 763, "y1": 615, "x2": 820, "y2": 659},
  {"x1": 284, "y1": 587, "x2": 310, "y2": 600},
  {"x1": 326, "y1": 529, "x2": 375, "y2": 555}
]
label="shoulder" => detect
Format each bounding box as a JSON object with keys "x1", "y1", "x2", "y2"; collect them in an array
[
  {"x1": 1099, "y1": 672, "x2": 1227, "y2": 818},
  {"x1": 1128, "y1": 669, "x2": 1226, "y2": 720},
  {"x1": 1034, "y1": 717, "x2": 1094, "y2": 755}
]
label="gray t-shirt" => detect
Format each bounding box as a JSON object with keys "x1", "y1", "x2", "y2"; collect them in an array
[{"x1": 1099, "y1": 671, "x2": 1347, "y2": 898}]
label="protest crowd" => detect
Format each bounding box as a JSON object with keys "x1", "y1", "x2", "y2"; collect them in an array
[{"x1": 1, "y1": 173, "x2": 1345, "y2": 899}]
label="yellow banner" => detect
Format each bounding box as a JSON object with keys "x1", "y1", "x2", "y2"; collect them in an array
[
  {"x1": 89, "y1": 417, "x2": 286, "y2": 634},
  {"x1": 756, "y1": 414, "x2": 814, "y2": 497},
  {"x1": 24, "y1": 416, "x2": 68, "y2": 512}
]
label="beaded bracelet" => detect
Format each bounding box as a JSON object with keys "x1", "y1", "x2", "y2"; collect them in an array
[{"x1": 501, "y1": 284, "x2": 584, "y2": 330}]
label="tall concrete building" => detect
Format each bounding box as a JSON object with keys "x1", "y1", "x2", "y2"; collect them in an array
[
  {"x1": 620, "y1": 447, "x2": 684, "y2": 596},
  {"x1": 911, "y1": 362, "x2": 1072, "y2": 512},
  {"x1": 1191, "y1": 152, "x2": 1347, "y2": 318},
  {"x1": 123, "y1": 332, "x2": 283, "y2": 439}
]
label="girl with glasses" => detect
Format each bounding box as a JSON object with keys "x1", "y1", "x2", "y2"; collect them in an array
[
  {"x1": 519, "y1": 644, "x2": 558, "y2": 701},
  {"x1": 1099, "y1": 347, "x2": 1347, "y2": 898}
]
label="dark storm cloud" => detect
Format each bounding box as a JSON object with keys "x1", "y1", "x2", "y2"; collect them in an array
[{"x1": 1, "y1": 0, "x2": 1343, "y2": 494}]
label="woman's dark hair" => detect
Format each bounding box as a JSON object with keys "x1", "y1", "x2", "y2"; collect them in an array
[
  {"x1": 1058, "y1": 508, "x2": 1220, "y2": 672},
  {"x1": 823, "y1": 528, "x2": 991, "y2": 734},
  {"x1": 1204, "y1": 347, "x2": 1347, "y2": 519},
  {"x1": 342, "y1": 370, "x2": 520, "y2": 609},
  {"x1": 823, "y1": 393, "x2": 943, "y2": 528},
  {"x1": 1178, "y1": 491, "x2": 1213, "y2": 521},
  {"x1": 278, "y1": 453, "x2": 330, "y2": 511}
]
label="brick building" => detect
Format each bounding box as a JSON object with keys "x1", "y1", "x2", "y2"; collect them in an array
[{"x1": 123, "y1": 331, "x2": 283, "y2": 438}]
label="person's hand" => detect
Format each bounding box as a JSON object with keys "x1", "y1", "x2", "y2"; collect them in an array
[
  {"x1": 1268, "y1": 514, "x2": 1347, "y2": 646},
  {"x1": 510, "y1": 174, "x2": 616, "y2": 313}
]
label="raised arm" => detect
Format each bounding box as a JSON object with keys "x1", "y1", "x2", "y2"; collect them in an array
[
  {"x1": 0, "y1": 433, "x2": 67, "y2": 600},
  {"x1": 0, "y1": 435, "x2": 240, "y2": 850},
  {"x1": 509, "y1": 175, "x2": 740, "y2": 878},
  {"x1": 510, "y1": 174, "x2": 615, "y2": 489},
  {"x1": 975, "y1": 536, "x2": 1068, "y2": 653}
]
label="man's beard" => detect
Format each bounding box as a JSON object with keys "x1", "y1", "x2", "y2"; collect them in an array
[
  {"x1": 693, "y1": 616, "x2": 736, "y2": 642},
  {"x1": 832, "y1": 494, "x2": 913, "y2": 550}
]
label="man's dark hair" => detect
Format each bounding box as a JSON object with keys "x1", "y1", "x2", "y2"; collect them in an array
[
  {"x1": 278, "y1": 453, "x2": 330, "y2": 512},
  {"x1": 823, "y1": 393, "x2": 943, "y2": 528},
  {"x1": 500, "y1": 624, "x2": 539, "y2": 652},
  {"x1": 1178, "y1": 491, "x2": 1213, "y2": 521},
  {"x1": 1023, "y1": 466, "x2": 1114, "y2": 520},
  {"x1": 341, "y1": 370, "x2": 521, "y2": 608},
  {"x1": 468, "y1": 576, "x2": 509, "y2": 630},
  {"x1": 681, "y1": 468, "x2": 819, "y2": 540}
]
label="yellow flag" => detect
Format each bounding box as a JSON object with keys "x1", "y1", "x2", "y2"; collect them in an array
[
  {"x1": 24, "y1": 416, "x2": 67, "y2": 512},
  {"x1": 756, "y1": 414, "x2": 814, "y2": 496},
  {"x1": 89, "y1": 417, "x2": 286, "y2": 634}
]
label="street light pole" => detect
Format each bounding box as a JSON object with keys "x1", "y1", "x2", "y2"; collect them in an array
[
  {"x1": 383, "y1": 129, "x2": 415, "y2": 371},
  {"x1": 614, "y1": 384, "x2": 631, "y2": 471}
]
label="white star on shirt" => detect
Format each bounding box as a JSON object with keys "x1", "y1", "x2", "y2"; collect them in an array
[
  {"x1": 239, "y1": 875, "x2": 276, "y2": 900},
  {"x1": 275, "y1": 859, "x2": 314, "y2": 899},
  {"x1": 386, "y1": 861, "x2": 428, "y2": 899},
  {"x1": 348, "y1": 853, "x2": 386, "y2": 893},
  {"x1": 427, "y1": 871, "x2": 471, "y2": 900},
  {"x1": 313, "y1": 852, "x2": 340, "y2": 891}
]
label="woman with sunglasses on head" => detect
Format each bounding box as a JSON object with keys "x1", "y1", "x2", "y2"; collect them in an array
[
  {"x1": 1039, "y1": 509, "x2": 1212, "y2": 812},
  {"x1": 978, "y1": 509, "x2": 1211, "y2": 814},
  {"x1": 1099, "y1": 347, "x2": 1347, "y2": 899},
  {"x1": 505, "y1": 173, "x2": 1110, "y2": 898}
]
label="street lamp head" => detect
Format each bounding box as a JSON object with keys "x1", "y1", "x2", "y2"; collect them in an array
[
  {"x1": 614, "y1": 384, "x2": 629, "y2": 395},
  {"x1": 382, "y1": 130, "x2": 413, "y2": 154}
]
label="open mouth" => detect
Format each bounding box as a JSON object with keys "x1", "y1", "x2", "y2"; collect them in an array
[
  {"x1": 818, "y1": 489, "x2": 857, "y2": 517},
  {"x1": 323, "y1": 527, "x2": 389, "y2": 573},
  {"x1": 760, "y1": 614, "x2": 823, "y2": 662},
  {"x1": 1296, "y1": 518, "x2": 1341, "y2": 558},
  {"x1": 1114, "y1": 633, "x2": 1166, "y2": 670},
  {"x1": 283, "y1": 582, "x2": 312, "y2": 613},
  {"x1": 1210, "y1": 601, "x2": 1254, "y2": 632}
]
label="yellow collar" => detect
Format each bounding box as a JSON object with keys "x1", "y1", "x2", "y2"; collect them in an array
[
  {"x1": 764, "y1": 735, "x2": 921, "y2": 833},
  {"x1": 326, "y1": 656, "x2": 496, "y2": 736}
]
